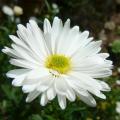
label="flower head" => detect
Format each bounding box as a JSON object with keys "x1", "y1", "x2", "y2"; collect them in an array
[
  {"x1": 116, "y1": 102, "x2": 120, "y2": 114},
  {"x1": 13, "y1": 5, "x2": 23, "y2": 16},
  {"x1": 2, "y1": 5, "x2": 14, "y2": 16},
  {"x1": 3, "y1": 17, "x2": 112, "y2": 109}
]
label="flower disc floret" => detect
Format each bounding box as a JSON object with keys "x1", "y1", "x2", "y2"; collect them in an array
[{"x1": 45, "y1": 54, "x2": 71, "y2": 74}]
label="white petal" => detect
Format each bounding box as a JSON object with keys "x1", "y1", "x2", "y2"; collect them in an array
[
  {"x1": 98, "y1": 80, "x2": 111, "y2": 91},
  {"x1": 89, "y1": 69, "x2": 112, "y2": 78},
  {"x1": 58, "y1": 95, "x2": 66, "y2": 110},
  {"x1": 37, "y1": 75, "x2": 54, "y2": 92},
  {"x1": 78, "y1": 31, "x2": 89, "y2": 43},
  {"x1": 99, "y1": 53, "x2": 109, "y2": 59},
  {"x1": 44, "y1": 32, "x2": 53, "y2": 54},
  {"x1": 66, "y1": 74, "x2": 106, "y2": 99},
  {"x1": 55, "y1": 76, "x2": 76, "y2": 101},
  {"x1": 28, "y1": 23, "x2": 48, "y2": 56},
  {"x1": 9, "y1": 35, "x2": 44, "y2": 62},
  {"x1": 51, "y1": 17, "x2": 63, "y2": 53},
  {"x1": 72, "y1": 54, "x2": 112, "y2": 71},
  {"x1": 55, "y1": 19, "x2": 71, "y2": 53},
  {"x1": 77, "y1": 92, "x2": 96, "y2": 107},
  {"x1": 66, "y1": 31, "x2": 90, "y2": 56},
  {"x1": 47, "y1": 86, "x2": 56, "y2": 100},
  {"x1": 22, "y1": 84, "x2": 37, "y2": 93},
  {"x1": 12, "y1": 75, "x2": 26, "y2": 86},
  {"x1": 6, "y1": 69, "x2": 30, "y2": 78},
  {"x1": 66, "y1": 75, "x2": 102, "y2": 100},
  {"x1": 66, "y1": 77, "x2": 89, "y2": 97},
  {"x1": 26, "y1": 68, "x2": 49, "y2": 80},
  {"x1": 22, "y1": 78, "x2": 40, "y2": 85},
  {"x1": 17, "y1": 23, "x2": 46, "y2": 60},
  {"x1": 9, "y1": 59, "x2": 39, "y2": 69},
  {"x1": 66, "y1": 88, "x2": 76, "y2": 102},
  {"x1": 2, "y1": 47, "x2": 18, "y2": 58},
  {"x1": 72, "y1": 55, "x2": 105, "y2": 69},
  {"x1": 88, "y1": 89, "x2": 106, "y2": 99},
  {"x1": 22, "y1": 72, "x2": 51, "y2": 85},
  {"x1": 26, "y1": 90, "x2": 40, "y2": 102},
  {"x1": 44, "y1": 18, "x2": 51, "y2": 34},
  {"x1": 62, "y1": 26, "x2": 80, "y2": 55},
  {"x1": 72, "y1": 40, "x2": 102, "y2": 60},
  {"x1": 9, "y1": 35, "x2": 28, "y2": 50},
  {"x1": 83, "y1": 40, "x2": 102, "y2": 55},
  {"x1": 72, "y1": 55, "x2": 112, "y2": 78},
  {"x1": 40, "y1": 93, "x2": 48, "y2": 106},
  {"x1": 27, "y1": 21, "x2": 48, "y2": 57},
  {"x1": 55, "y1": 77, "x2": 68, "y2": 95},
  {"x1": 11, "y1": 44, "x2": 42, "y2": 65},
  {"x1": 69, "y1": 72, "x2": 102, "y2": 91}
]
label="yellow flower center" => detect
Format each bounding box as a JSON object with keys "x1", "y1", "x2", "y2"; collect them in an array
[{"x1": 45, "y1": 54, "x2": 71, "y2": 74}]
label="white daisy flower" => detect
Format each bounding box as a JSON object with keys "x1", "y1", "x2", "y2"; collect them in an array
[
  {"x1": 2, "y1": 5, "x2": 14, "y2": 16},
  {"x1": 2, "y1": 5, "x2": 14, "y2": 21},
  {"x1": 2, "y1": 17, "x2": 112, "y2": 109},
  {"x1": 116, "y1": 102, "x2": 120, "y2": 114}
]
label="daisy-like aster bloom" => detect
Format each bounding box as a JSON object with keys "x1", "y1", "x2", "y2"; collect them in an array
[{"x1": 2, "y1": 17, "x2": 112, "y2": 109}]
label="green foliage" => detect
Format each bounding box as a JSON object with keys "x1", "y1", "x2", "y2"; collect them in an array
[
  {"x1": 111, "y1": 40, "x2": 120, "y2": 53},
  {"x1": 29, "y1": 115, "x2": 43, "y2": 120}
]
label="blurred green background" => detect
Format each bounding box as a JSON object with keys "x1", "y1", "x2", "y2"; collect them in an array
[{"x1": 0, "y1": 0, "x2": 120, "y2": 120}]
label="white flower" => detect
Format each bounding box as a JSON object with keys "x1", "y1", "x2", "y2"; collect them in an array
[
  {"x1": 52, "y1": 3, "x2": 59, "y2": 13},
  {"x1": 2, "y1": 5, "x2": 14, "y2": 16},
  {"x1": 116, "y1": 80, "x2": 120, "y2": 85},
  {"x1": 13, "y1": 6, "x2": 23, "y2": 16},
  {"x1": 2, "y1": 17, "x2": 112, "y2": 109},
  {"x1": 116, "y1": 102, "x2": 120, "y2": 114}
]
